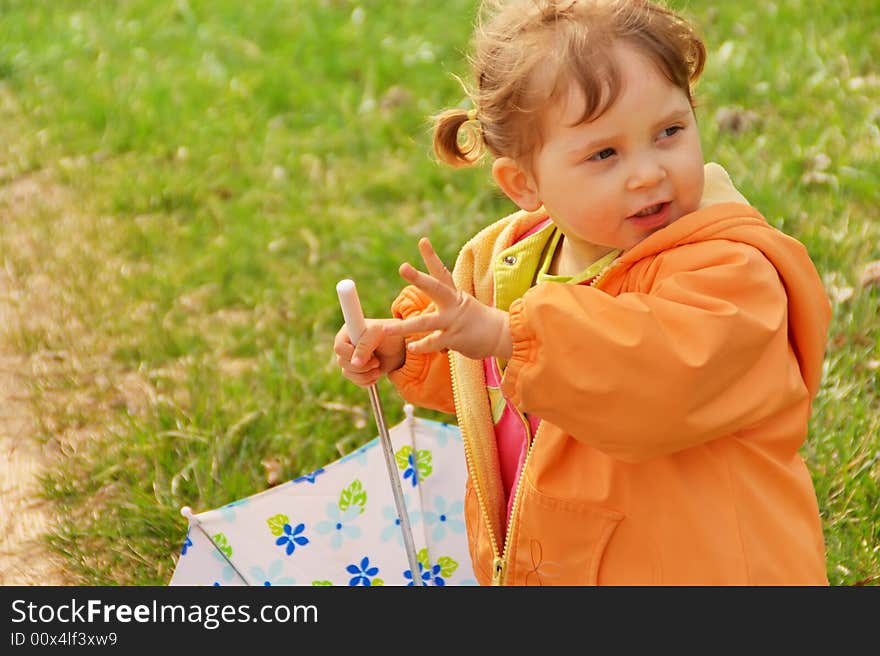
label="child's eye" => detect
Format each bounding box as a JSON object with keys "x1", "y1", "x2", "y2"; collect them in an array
[
  {"x1": 658, "y1": 125, "x2": 682, "y2": 139},
  {"x1": 589, "y1": 147, "x2": 616, "y2": 161}
]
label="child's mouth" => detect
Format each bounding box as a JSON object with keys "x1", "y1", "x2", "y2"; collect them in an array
[
  {"x1": 628, "y1": 202, "x2": 671, "y2": 229},
  {"x1": 634, "y1": 203, "x2": 663, "y2": 217}
]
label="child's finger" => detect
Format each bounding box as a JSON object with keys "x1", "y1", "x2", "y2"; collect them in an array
[
  {"x1": 399, "y1": 262, "x2": 457, "y2": 307},
  {"x1": 406, "y1": 330, "x2": 446, "y2": 355},
  {"x1": 384, "y1": 313, "x2": 438, "y2": 338},
  {"x1": 350, "y1": 324, "x2": 385, "y2": 367},
  {"x1": 335, "y1": 336, "x2": 371, "y2": 371},
  {"x1": 334, "y1": 339, "x2": 354, "y2": 363},
  {"x1": 344, "y1": 369, "x2": 382, "y2": 388},
  {"x1": 417, "y1": 238, "x2": 454, "y2": 286},
  {"x1": 337, "y1": 351, "x2": 379, "y2": 373},
  {"x1": 333, "y1": 324, "x2": 354, "y2": 352}
]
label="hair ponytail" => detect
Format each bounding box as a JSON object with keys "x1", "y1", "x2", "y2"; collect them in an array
[{"x1": 432, "y1": 108, "x2": 486, "y2": 168}]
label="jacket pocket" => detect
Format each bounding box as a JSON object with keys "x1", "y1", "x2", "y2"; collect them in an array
[{"x1": 508, "y1": 477, "x2": 624, "y2": 586}]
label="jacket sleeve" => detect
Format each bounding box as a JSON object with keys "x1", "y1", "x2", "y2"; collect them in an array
[
  {"x1": 501, "y1": 241, "x2": 812, "y2": 463},
  {"x1": 387, "y1": 285, "x2": 456, "y2": 414}
]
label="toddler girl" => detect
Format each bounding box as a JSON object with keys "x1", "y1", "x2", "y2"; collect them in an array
[{"x1": 335, "y1": 0, "x2": 830, "y2": 585}]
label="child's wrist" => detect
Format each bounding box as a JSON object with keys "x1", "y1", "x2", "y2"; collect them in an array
[
  {"x1": 494, "y1": 309, "x2": 513, "y2": 359},
  {"x1": 387, "y1": 339, "x2": 408, "y2": 373}
]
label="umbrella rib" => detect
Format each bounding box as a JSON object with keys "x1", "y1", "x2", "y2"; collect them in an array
[
  {"x1": 186, "y1": 511, "x2": 252, "y2": 586},
  {"x1": 406, "y1": 407, "x2": 433, "y2": 576},
  {"x1": 368, "y1": 386, "x2": 423, "y2": 583}
]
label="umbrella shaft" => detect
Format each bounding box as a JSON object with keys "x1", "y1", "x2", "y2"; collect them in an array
[{"x1": 368, "y1": 384, "x2": 422, "y2": 584}]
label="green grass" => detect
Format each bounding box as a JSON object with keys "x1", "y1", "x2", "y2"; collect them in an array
[{"x1": 0, "y1": 0, "x2": 876, "y2": 585}]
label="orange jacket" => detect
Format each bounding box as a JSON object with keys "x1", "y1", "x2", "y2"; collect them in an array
[{"x1": 389, "y1": 166, "x2": 831, "y2": 585}]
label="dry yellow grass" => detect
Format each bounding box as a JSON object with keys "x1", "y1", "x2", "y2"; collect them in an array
[{"x1": 0, "y1": 174, "x2": 73, "y2": 585}]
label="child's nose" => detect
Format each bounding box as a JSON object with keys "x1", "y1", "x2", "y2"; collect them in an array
[{"x1": 625, "y1": 156, "x2": 667, "y2": 191}]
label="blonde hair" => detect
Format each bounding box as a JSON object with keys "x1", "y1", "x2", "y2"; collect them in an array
[{"x1": 433, "y1": 0, "x2": 706, "y2": 167}]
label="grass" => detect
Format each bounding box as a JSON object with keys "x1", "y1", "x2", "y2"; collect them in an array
[{"x1": 0, "y1": 0, "x2": 876, "y2": 585}]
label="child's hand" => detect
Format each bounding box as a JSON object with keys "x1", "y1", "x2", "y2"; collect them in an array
[
  {"x1": 385, "y1": 238, "x2": 512, "y2": 360},
  {"x1": 334, "y1": 318, "x2": 406, "y2": 387}
]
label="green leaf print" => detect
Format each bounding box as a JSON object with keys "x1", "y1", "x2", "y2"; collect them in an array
[
  {"x1": 395, "y1": 445, "x2": 413, "y2": 471},
  {"x1": 396, "y1": 446, "x2": 434, "y2": 481},
  {"x1": 212, "y1": 533, "x2": 233, "y2": 558},
  {"x1": 267, "y1": 514, "x2": 290, "y2": 537},
  {"x1": 339, "y1": 479, "x2": 367, "y2": 515},
  {"x1": 414, "y1": 449, "x2": 433, "y2": 480},
  {"x1": 437, "y1": 556, "x2": 459, "y2": 578},
  {"x1": 311, "y1": 580, "x2": 333, "y2": 586},
  {"x1": 417, "y1": 547, "x2": 431, "y2": 570},
  {"x1": 371, "y1": 578, "x2": 385, "y2": 586}
]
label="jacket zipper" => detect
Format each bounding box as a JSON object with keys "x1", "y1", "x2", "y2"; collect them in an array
[
  {"x1": 495, "y1": 416, "x2": 543, "y2": 585},
  {"x1": 587, "y1": 257, "x2": 619, "y2": 289},
  {"x1": 448, "y1": 352, "x2": 503, "y2": 579}
]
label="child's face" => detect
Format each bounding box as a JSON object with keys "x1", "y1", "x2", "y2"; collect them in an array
[{"x1": 528, "y1": 44, "x2": 705, "y2": 263}]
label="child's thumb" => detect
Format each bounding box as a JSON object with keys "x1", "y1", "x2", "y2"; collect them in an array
[{"x1": 351, "y1": 325, "x2": 382, "y2": 366}]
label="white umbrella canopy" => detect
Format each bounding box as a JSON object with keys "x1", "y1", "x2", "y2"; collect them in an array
[{"x1": 169, "y1": 406, "x2": 478, "y2": 586}]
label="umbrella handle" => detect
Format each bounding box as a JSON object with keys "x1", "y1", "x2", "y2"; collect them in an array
[
  {"x1": 336, "y1": 279, "x2": 424, "y2": 585},
  {"x1": 336, "y1": 279, "x2": 368, "y2": 344}
]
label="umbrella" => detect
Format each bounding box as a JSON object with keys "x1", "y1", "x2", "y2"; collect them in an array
[{"x1": 169, "y1": 405, "x2": 478, "y2": 586}]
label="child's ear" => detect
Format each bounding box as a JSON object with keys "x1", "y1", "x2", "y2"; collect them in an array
[{"x1": 492, "y1": 157, "x2": 542, "y2": 212}]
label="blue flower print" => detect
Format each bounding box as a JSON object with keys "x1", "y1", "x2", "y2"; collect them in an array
[
  {"x1": 403, "y1": 452, "x2": 420, "y2": 487},
  {"x1": 180, "y1": 533, "x2": 193, "y2": 556},
  {"x1": 251, "y1": 560, "x2": 296, "y2": 586},
  {"x1": 210, "y1": 551, "x2": 238, "y2": 583},
  {"x1": 316, "y1": 502, "x2": 362, "y2": 549},
  {"x1": 219, "y1": 497, "x2": 250, "y2": 522},
  {"x1": 294, "y1": 467, "x2": 326, "y2": 484},
  {"x1": 405, "y1": 549, "x2": 451, "y2": 587},
  {"x1": 347, "y1": 557, "x2": 380, "y2": 586},
  {"x1": 438, "y1": 422, "x2": 462, "y2": 446},
  {"x1": 421, "y1": 496, "x2": 466, "y2": 543},
  {"x1": 425, "y1": 563, "x2": 446, "y2": 586},
  {"x1": 379, "y1": 505, "x2": 405, "y2": 546},
  {"x1": 275, "y1": 522, "x2": 309, "y2": 556},
  {"x1": 379, "y1": 494, "x2": 418, "y2": 546},
  {"x1": 404, "y1": 563, "x2": 429, "y2": 587},
  {"x1": 395, "y1": 446, "x2": 432, "y2": 488},
  {"x1": 404, "y1": 562, "x2": 445, "y2": 586}
]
